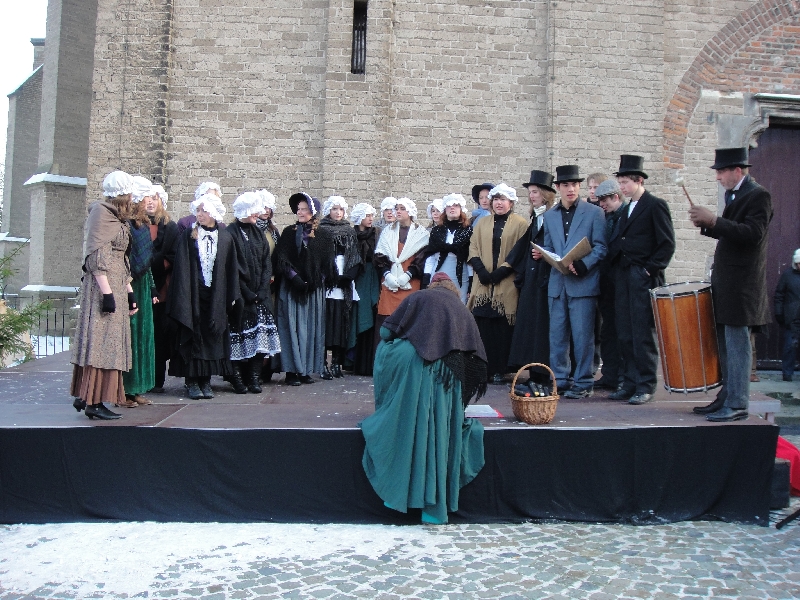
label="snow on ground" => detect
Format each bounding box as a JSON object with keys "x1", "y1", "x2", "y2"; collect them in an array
[{"x1": 0, "y1": 522, "x2": 454, "y2": 597}]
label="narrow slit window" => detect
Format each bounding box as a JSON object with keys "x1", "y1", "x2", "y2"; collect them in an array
[{"x1": 351, "y1": 1, "x2": 368, "y2": 74}]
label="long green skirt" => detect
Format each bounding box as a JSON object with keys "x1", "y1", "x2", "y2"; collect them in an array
[
  {"x1": 360, "y1": 329, "x2": 484, "y2": 524},
  {"x1": 122, "y1": 270, "x2": 156, "y2": 395}
]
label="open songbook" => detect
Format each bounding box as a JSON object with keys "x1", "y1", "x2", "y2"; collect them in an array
[{"x1": 532, "y1": 237, "x2": 592, "y2": 275}]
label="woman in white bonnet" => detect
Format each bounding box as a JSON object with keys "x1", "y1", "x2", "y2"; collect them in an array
[
  {"x1": 348, "y1": 202, "x2": 381, "y2": 375},
  {"x1": 317, "y1": 196, "x2": 362, "y2": 379},
  {"x1": 177, "y1": 181, "x2": 224, "y2": 234},
  {"x1": 373, "y1": 197, "x2": 397, "y2": 232},
  {"x1": 227, "y1": 192, "x2": 282, "y2": 393},
  {"x1": 119, "y1": 175, "x2": 160, "y2": 407},
  {"x1": 254, "y1": 189, "x2": 282, "y2": 382},
  {"x1": 423, "y1": 193, "x2": 473, "y2": 304},
  {"x1": 426, "y1": 198, "x2": 444, "y2": 230},
  {"x1": 70, "y1": 170, "x2": 139, "y2": 420},
  {"x1": 373, "y1": 197, "x2": 430, "y2": 344},
  {"x1": 166, "y1": 193, "x2": 241, "y2": 399}
]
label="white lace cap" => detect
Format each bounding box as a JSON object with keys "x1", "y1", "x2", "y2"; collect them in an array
[
  {"x1": 394, "y1": 197, "x2": 417, "y2": 219},
  {"x1": 794, "y1": 249, "x2": 800, "y2": 264},
  {"x1": 380, "y1": 197, "x2": 397, "y2": 212},
  {"x1": 102, "y1": 170, "x2": 134, "y2": 198},
  {"x1": 256, "y1": 189, "x2": 276, "y2": 212},
  {"x1": 152, "y1": 184, "x2": 168, "y2": 206},
  {"x1": 233, "y1": 191, "x2": 265, "y2": 220},
  {"x1": 322, "y1": 195, "x2": 348, "y2": 218},
  {"x1": 442, "y1": 193, "x2": 467, "y2": 208},
  {"x1": 426, "y1": 198, "x2": 445, "y2": 220},
  {"x1": 194, "y1": 181, "x2": 222, "y2": 201},
  {"x1": 488, "y1": 183, "x2": 518, "y2": 203},
  {"x1": 131, "y1": 175, "x2": 155, "y2": 204},
  {"x1": 191, "y1": 193, "x2": 226, "y2": 222},
  {"x1": 350, "y1": 202, "x2": 376, "y2": 225}
]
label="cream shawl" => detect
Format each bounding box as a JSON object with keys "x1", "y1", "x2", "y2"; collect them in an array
[
  {"x1": 375, "y1": 221, "x2": 430, "y2": 290},
  {"x1": 466, "y1": 212, "x2": 529, "y2": 324}
]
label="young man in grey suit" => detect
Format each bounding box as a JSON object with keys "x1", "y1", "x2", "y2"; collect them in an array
[
  {"x1": 608, "y1": 155, "x2": 675, "y2": 405},
  {"x1": 540, "y1": 165, "x2": 607, "y2": 398},
  {"x1": 689, "y1": 147, "x2": 773, "y2": 422}
]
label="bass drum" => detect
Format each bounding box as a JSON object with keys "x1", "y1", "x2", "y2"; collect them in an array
[{"x1": 650, "y1": 281, "x2": 721, "y2": 393}]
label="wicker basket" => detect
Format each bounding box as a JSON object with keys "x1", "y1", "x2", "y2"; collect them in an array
[{"x1": 509, "y1": 362, "x2": 559, "y2": 425}]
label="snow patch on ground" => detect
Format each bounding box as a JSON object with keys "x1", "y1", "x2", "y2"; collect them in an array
[{"x1": 0, "y1": 522, "x2": 455, "y2": 597}]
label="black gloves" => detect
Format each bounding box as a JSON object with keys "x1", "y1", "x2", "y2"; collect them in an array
[
  {"x1": 475, "y1": 267, "x2": 492, "y2": 286},
  {"x1": 291, "y1": 275, "x2": 308, "y2": 294},
  {"x1": 490, "y1": 266, "x2": 513, "y2": 284},
  {"x1": 128, "y1": 292, "x2": 137, "y2": 311},
  {"x1": 101, "y1": 293, "x2": 116, "y2": 314},
  {"x1": 572, "y1": 260, "x2": 588, "y2": 277}
]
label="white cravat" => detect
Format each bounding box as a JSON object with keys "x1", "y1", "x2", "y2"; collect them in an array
[{"x1": 197, "y1": 227, "x2": 219, "y2": 287}]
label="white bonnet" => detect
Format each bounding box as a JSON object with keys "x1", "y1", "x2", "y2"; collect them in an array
[
  {"x1": 488, "y1": 183, "x2": 518, "y2": 203},
  {"x1": 131, "y1": 175, "x2": 155, "y2": 204},
  {"x1": 191, "y1": 193, "x2": 226, "y2": 222},
  {"x1": 152, "y1": 184, "x2": 168, "y2": 206},
  {"x1": 233, "y1": 191, "x2": 265, "y2": 220},
  {"x1": 194, "y1": 181, "x2": 222, "y2": 201},
  {"x1": 256, "y1": 189, "x2": 276, "y2": 212},
  {"x1": 102, "y1": 170, "x2": 134, "y2": 198},
  {"x1": 380, "y1": 197, "x2": 397, "y2": 212},
  {"x1": 442, "y1": 193, "x2": 467, "y2": 209},
  {"x1": 794, "y1": 248, "x2": 800, "y2": 264},
  {"x1": 394, "y1": 197, "x2": 417, "y2": 219},
  {"x1": 322, "y1": 195, "x2": 348, "y2": 218},
  {"x1": 426, "y1": 198, "x2": 445, "y2": 220},
  {"x1": 350, "y1": 203, "x2": 376, "y2": 226}
]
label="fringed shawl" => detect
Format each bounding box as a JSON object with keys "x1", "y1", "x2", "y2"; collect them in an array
[{"x1": 466, "y1": 212, "x2": 529, "y2": 324}]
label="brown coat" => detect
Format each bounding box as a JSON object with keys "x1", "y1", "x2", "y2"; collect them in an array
[{"x1": 71, "y1": 206, "x2": 133, "y2": 371}]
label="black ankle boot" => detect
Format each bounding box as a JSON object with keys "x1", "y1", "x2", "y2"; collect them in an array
[
  {"x1": 200, "y1": 378, "x2": 214, "y2": 399},
  {"x1": 85, "y1": 403, "x2": 122, "y2": 420},
  {"x1": 321, "y1": 364, "x2": 334, "y2": 380},
  {"x1": 332, "y1": 364, "x2": 343, "y2": 378},
  {"x1": 73, "y1": 398, "x2": 86, "y2": 412},
  {"x1": 230, "y1": 363, "x2": 248, "y2": 394},
  {"x1": 186, "y1": 378, "x2": 203, "y2": 400},
  {"x1": 248, "y1": 357, "x2": 263, "y2": 393}
]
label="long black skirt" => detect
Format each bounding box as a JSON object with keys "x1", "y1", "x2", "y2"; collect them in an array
[
  {"x1": 474, "y1": 315, "x2": 514, "y2": 378},
  {"x1": 325, "y1": 298, "x2": 353, "y2": 349}
]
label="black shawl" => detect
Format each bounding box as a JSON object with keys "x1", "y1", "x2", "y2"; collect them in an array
[
  {"x1": 275, "y1": 221, "x2": 335, "y2": 296},
  {"x1": 229, "y1": 220, "x2": 274, "y2": 317},
  {"x1": 166, "y1": 226, "x2": 241, "y2": 361},
  {"x1": 426, "y1": 220, "x2": 472, "y2": 286},
  {"x1": 382, "y1": 285, "x2": 488, "y2": 405},
  {"x1": 355, "y1": 225, "x2": 378, "y2": 264},
  {"x1": 150, "y1": 218, "x2": 179, "y2": 294}
]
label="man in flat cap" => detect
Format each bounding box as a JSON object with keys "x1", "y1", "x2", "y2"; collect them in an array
[
  {"x1": 594, "y1": 179, "x2": 628, "y2": 391},
  {"x1": 689, "y1": 147, "x2": 773, "y2": 421},
  {"x1": 609, "y1": 155, "x2": 675, "y2": 405}
]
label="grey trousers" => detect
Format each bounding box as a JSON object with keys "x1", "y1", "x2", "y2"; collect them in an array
[{"x1": 717, "y1": 324, "x2": 751, "y2": 411}]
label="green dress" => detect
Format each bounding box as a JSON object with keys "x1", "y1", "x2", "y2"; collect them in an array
[
  {"x1": 360, "y1": 328, "x2": 484, "y2": 524},
  {"x1": 122, "y1": 269, "x2": 156, "y2": 395}
]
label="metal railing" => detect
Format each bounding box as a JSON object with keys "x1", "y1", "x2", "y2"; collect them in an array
[{"x1": 2, "y1": 294, "x2": 76, "y2": 359}]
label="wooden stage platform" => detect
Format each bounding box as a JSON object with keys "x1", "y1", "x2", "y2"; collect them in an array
[{"x1": 0, "y1": 353, "x2": 779, "y2": 525}]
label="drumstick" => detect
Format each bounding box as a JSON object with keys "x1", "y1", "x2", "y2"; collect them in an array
[{"x1": 675, "y1": 177, "x2": 694, "y2": 207}]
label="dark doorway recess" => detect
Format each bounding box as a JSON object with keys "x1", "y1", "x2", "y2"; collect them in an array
[{"x1": 749, "y1": 123, "x2": 800, "y2": 369}]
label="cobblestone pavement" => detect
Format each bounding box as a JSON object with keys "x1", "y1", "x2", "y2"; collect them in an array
[{"x1": 1, "y1": 502, "x2": 798, "y2": 600}]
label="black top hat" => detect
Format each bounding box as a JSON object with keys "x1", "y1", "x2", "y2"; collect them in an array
[
  {"x1": 614, "y1": 155, "x2": 648, "y2": 179},
  {"x1": 553, "y1": 165, "x2": 584, "y2": 183},
  {"x1": 289, "y1": 192, "x2": 321, "y2": 217},
  {"x1": 710, "y1": 147, "x2": 751, "y2": 170},
  {"x1": 522, "y1": 170, "x2": 555, "y2": 193},
  {"x1": 471, "y1": 182, "x2": 494, "y2": 202}
]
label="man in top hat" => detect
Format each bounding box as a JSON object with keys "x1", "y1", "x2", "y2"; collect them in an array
[
  {"x1": 689, "y1": 147, "x2": 773, "y2": 421},
  {"x1": 608, "y1": 155, "x2": 675, "y2": 405},
  {"x1": 541, "y1": 165, "x2": 607, "y2": 398},
  {"x1": 594, "y1": 179, "x2": 628, "y2": 390},
  {"x1": 470, "y1": 182, "x2": 494, "y2": 227}
]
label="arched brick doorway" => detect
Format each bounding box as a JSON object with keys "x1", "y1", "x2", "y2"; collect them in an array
[{"x1": 750, "y1": 123, "x2": 800, "y2": 368}]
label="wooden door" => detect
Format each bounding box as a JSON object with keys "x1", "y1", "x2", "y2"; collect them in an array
[{"x1": 749, "y1": 124, "x2": 800, "y2": 369}]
